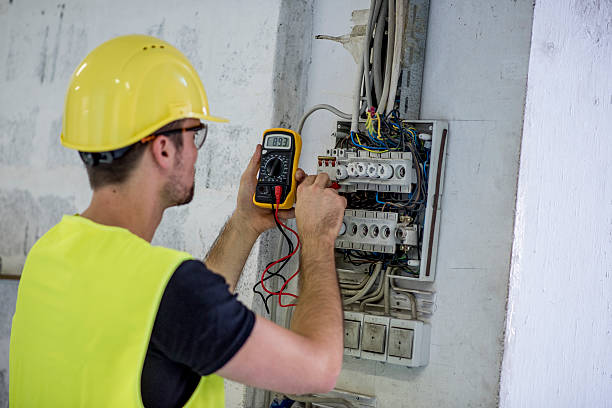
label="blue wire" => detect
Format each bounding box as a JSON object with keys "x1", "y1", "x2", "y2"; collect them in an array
[
  {"x1": 375, "y1": 192, "x2": 386, "y2": 204},
  {"x1": 350, "y1": 132, "x2": 388, "y2": 150},
  {"x1": 365, "y1": 127, "x2": 387, "y2": 147}
]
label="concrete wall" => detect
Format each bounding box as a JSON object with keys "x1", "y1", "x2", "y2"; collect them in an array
[
  {"x1": 500, "y1": 1, "x2": 612, "y2": 406},
  {"x1": 294, "y1": 1, "x2": 534, "y2": 406},
  {"x1": 0, "y1": 0, "x2": 538, "y2": 407},
  {"x1": 0, "y1": 0, "x2": 290, "y2": 406}
]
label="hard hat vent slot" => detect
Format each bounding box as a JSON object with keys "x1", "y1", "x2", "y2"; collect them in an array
[{"x1": 143, "y1": 45, "x2": 165, "y2": 51}]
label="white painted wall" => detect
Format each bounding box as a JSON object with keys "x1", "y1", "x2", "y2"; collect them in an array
[
  {"x1": 500, "y1": 1, "x2": 612, "y2": 406},
  {"x1": 0, "y1": 0, "x2": 548, "y2": 407},
  {"x1": 299, "y1": 1, "x2": 533, "y2": 407},
  {"x1": 0, "y1": 1, "x2": 286, "y2": 406}
]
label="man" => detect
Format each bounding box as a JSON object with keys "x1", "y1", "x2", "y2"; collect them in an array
[{"x1": 9, "y1": 35, "x2": 347, "y2": 407}]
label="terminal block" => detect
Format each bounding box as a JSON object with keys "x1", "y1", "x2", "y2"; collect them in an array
[
  {"x1": 318, "y1": 149, "x2": 417, "y2": 193},
  {"x1": 335, "y1": 210, "x2": 420, "y2": 254},
  {"x1": 336, "y1": 210, "x2": 399, "y2": 254}
]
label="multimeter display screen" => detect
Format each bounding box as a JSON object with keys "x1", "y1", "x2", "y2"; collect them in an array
[{"x1": 264, "y1": 134, "x2": 291, "y2": 149}]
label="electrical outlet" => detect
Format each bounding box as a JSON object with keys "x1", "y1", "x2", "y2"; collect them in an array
[
  {"x1": 344, "y1": 320, "x2": 361, "y2": 350},
  {"x1": 361, "y1": 322, "x2": 386, "y2": 354},
  {"x1": 388, "y1": 327, "x2": 414, "y2": 359}
]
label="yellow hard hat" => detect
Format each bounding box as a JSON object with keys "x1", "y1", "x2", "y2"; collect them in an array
[{"x1": 61, "y1": 34, "x2": 227, "y2": 153}]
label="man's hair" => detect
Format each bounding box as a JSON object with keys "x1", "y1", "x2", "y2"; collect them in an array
[{"x1": 83, "y1": 120, "x2": 184, "y2": 190}]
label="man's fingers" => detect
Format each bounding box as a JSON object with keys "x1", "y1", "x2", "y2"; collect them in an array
[
  {"x1": 300, "y1": 174, "x2": 318, "y2": 187},
  {"x1": 314, "y1": 172, "x2": 331, "y2": 188},
  {"x1": 295, "y1": 168, "x2": 306, "y2": 184},
  {"x1": 244, "y1": 144, "x2": 262, "y2": 178},
  {"x1": 277, "y1": 208, "x2": 296, "y2": 220}
]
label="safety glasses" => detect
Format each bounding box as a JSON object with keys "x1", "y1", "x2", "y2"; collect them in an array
[{"x1": 143, "y1": 123, "x2": 208, "y2": 149}]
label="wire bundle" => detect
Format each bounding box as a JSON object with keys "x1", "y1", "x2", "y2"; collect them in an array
[
  {"x1": 352, "y1": 0, "x2": 406, "y2": 133},
  {"x1": 342, "y1": 249, "x2": 419, "y2": 278}
]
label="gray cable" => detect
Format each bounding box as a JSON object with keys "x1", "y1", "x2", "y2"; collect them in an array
[
  {"x1": 384, "y1": 267, "x2": 390, "y2": 314},
  {"x1": 377, "y1": 0, "x2": 395, "y2": 114},
  {"x1": 372, "y1": 0, "x2": 388, "y2": 105},
  {"x1": 287, "y1": 395, "x2": 357, "y2": 408},
  {"x1": 339, "y1": 274, "x2": 370, "y2": 290},
  {"x1": 362, "y1": 0, "x2": 380, "y2": 110},
  {"x1": 390, "y1": 272, "x2": 419, "y2": 320},
  {"x1": 351, "y1": 56, "x2": 365, "y2": 133},
  {"x1": 298, "y1": 104, "x2": 352, "y2": 134},
  {"x1": 343, "y1": 262, "x2": 382, "y2": 306},
  {"x1": 351, "y1": 53, "x2": 363, "y2": 132},
  {"x1": 386, "y1": 0, "x2": 405, "y2": 115},
  {"x1": 359, "y1": 266, "x2": 389, "y2": 311}
]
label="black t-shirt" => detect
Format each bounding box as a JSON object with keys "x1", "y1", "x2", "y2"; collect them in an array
[{"x1": 140, "y1": 260, "x2": 255, "y2": 408}]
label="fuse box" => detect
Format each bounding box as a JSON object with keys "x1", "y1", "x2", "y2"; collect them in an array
[{"x1": 317, "y1": 119, "x2": 447, "y2": 367}]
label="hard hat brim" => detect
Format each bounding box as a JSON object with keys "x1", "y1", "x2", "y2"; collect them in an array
[
  {"x1": 199, "y1": 114, "x2": 229, "y2": 124},
  {"x1": 61, "y1": 112, "x2": 229, "y2": 153}
]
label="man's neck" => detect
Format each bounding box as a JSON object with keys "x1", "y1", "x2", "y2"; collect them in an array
[{"x1": 81, "y1": 182, "x2": 165, "y2": 243}]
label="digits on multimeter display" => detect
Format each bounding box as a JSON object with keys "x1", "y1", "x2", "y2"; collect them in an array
[{"x1": 264, "y1": 135, "x2": 291, "y2": 149}]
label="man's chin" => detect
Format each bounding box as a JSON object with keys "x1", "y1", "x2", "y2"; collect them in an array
[{"x1": 175, "y1": 184, "x2": 194, "y2": 207}]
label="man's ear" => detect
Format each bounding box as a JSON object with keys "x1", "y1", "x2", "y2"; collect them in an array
[{"x1": 150, "y1": 136, "x2": 176, "y2": 170}]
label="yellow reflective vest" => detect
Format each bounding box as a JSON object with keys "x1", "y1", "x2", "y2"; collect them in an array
[{"x1": 10, "y1": 215, "x2": 224, "y2": 407}]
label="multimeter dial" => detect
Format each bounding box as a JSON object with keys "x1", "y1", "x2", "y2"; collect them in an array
[{"x1": 261, "y1": 154, "x2": 289, "y2": 183}]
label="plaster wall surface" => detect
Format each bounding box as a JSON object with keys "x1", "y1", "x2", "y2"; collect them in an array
[
  {"x1": 0, "y1": 1, "x2": 541, "y2": 407},
  {"x1": 0, "y1": 1, "x2": 286, "y2": 406},
  {"x1": 298, "y1": 1, "x2": 533, "y2": 406},
  {"x1": 500, "y1": 1, "x2": 612, "y2": 406}
]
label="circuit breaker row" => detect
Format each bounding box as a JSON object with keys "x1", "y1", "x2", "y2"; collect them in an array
[
  {"x1": 343, "y1": 311, "x2": 430, "y2": 367},
  {"x1": 336, "y1": 209, "x2": 418, "y2": 254},
  {"x1": 318, "y1": 149, "x2": 416, "y2": 193}
]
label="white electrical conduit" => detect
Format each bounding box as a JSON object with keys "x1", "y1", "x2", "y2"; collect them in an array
[
  {"x1": 371, "y1": 0, "x2": 388, "y2": 105},
  {"x1": 385, "y1": 0, "x2": 405, "y2": 115},
  {"x1": 377, "y1": 0, "x2": 395, "y2": 114},
  {"x1": 389, "y1": 271, "x2": 419, "y2": 320},
  {"x1": 341, "y1": 281, "x2": 373, "y2": 295},
  {"x1": 298, "y1": 104, "x2": 352, "y2": 135},
  {"x1": 384, "y1": 270, "x2": 390, "y2": 314},
  {"x1": 359, "y1": 266, "x2": 390, "y2": 311},
  {"x1": 339, "y1": 274, "x2": 370, "y2": 290},
  {"x1": 351, "y1": 56, "x2": 364, "y2": 133},
  {"x1": 343, "y1": 262, "x2": 382, "y2": 306},
  {"x1": 362, "y1": 0, "x2": 382, "y2": 110},
  {"x1": 341, "y1": 287, "x2": 364, "y2": 296},
  {"x1": 287, "y1": 395, "x2": 357, "y2": 408}
]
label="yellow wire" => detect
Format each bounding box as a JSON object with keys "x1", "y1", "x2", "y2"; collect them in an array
[{"x1": 354, "y1": 132, "x2": 388, "y2": 153}]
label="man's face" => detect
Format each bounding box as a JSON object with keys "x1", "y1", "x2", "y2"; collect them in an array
[{"x1": 163, "y1": 118, "x2": 201, "y2": 207}]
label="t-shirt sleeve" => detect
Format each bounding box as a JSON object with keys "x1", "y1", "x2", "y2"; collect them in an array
[{"x1": 149, "y1": 259, "x2": 255, "y2": 376}]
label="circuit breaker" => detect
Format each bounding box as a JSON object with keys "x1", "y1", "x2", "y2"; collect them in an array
[{"x1": 317, "y1": 119, "x2": 447, "y2": 367}]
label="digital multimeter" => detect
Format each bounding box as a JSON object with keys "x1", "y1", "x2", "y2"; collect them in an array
[{"x1": 253, "y1": 128, "x2": 302, "y2": 210}]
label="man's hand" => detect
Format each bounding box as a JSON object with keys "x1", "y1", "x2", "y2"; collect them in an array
[
  {"x1": 234, "y1": 144, "x2": 306, "y2": 236},
  {"x1": 295, "y1": 173, "x2": 347, "y2": 246},
  {"x1": 217, "y1": 172, "x2": 346, "y2": 394}
]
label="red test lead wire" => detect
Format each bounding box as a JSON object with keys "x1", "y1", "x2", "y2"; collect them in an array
[{"x1": 259, "y1": 186, "x2": 301, "y2": 307}]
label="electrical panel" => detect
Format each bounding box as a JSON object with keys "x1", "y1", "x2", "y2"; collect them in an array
[{"x1": 317, "y1": 119, "x2": 447, "y2": 367}]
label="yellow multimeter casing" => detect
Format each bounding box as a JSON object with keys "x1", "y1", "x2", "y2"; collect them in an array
[{"x1": 253, "y1": 128, "x2": 302, "y2": 210}]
